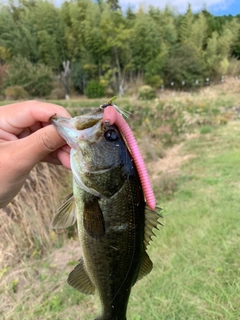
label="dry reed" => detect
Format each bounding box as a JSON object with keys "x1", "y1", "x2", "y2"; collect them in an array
[{"x1": 0, "y1": 163, "x2": 71, "y2": 267}]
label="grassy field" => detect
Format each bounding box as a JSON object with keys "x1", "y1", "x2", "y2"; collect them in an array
[
  {"x1": 129, "y1": 122, "x2": 240, "y2": 320},
  {"x1": 0, "y1": 78, "x2": 240, "y2": 319}
]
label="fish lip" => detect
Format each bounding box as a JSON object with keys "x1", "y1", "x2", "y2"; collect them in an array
[
  {"x1": 51, "y1": 115, "x2": 103, "y2": 148},
  {"x1": 51, "y1": 117, "x2": 80, "y2": 148},
  {"x1": 51, "y1": 116, "x2": 72, "y2": 127}
]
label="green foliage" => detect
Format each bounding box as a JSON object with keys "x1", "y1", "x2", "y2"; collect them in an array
[
  {"x1": 165, "y1": 44, "x2": 206, "y2": 87},
  {"x1": 0, "y1": 1, "x2": 66, "y2": 70},
  {"x1": 0, "y1": 64, "x2": 7, "y2": 88},
  {"x1": 70, "y1": 62, "x2": 88, "y2": 94},
  {"x1": 200, "y1": 125, "x2": 212, "y2": 134},
  {"x1": 179, "y1": 4, "x2": 194, "y2": 44},
  {"x1": 131, "y1": 10, "x2": 162, "y2": 73},
  {"x1": 145, "y1": 75, "x2": 163, "y2": 88},
  {"x1": 0, "y1": 0, "x2": 239, "y2": 96},
  {"x1": 106, "y1": 0, "x2": 121, "y2": 11},
  {"x1": 85, "y1": 80, "x2": 105, "y2": 98},
  {"x1": 49, "y1": 88, "x2": 65, "y2": 100},
  {"x1": 3, "y1": 57, "x2": 53, "y2": 97},
  {"x1": 4, "y1": 85, "x2": 28, "y2": 100},
  {"x1": 138, "y1": 85, "x2": 156, "y2": 100}
]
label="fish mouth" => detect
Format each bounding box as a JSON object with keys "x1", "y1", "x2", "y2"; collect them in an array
[
  {"x1": 51, "y1": 114, "x2": 103, "y2": 149},
  {"x1": 51, "y1": 116, "x2": 80, "y2": 148}
]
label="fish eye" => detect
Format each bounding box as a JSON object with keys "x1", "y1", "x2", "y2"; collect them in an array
[{"x1": 104, "y1": 129, "x2": 119, "y2": 142}]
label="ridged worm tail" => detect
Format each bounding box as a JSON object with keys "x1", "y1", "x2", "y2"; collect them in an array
[{"x1": 103, "y1": 106, "x2": 156, "y2": 210}]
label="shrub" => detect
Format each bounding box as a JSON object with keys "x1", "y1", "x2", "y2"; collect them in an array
[
  {"x1": 49, "y1": 88, "x2": 65, "y2": 100},
  {"x1": 138, "y1": 85, "x2": 156, "y2": 100},
  {"x1": 85, "y1": 80, "x2": 105, "y2": 98},
  {"x1": 3, "y1": 57, "x2": 53, "y2": 97},
  {"x1": 105, "y1": 87, "x2": 115, "y2": 98},
  {"x1": 200, "y1": 126, "x2": 212, "y2": 134},
  {"x1": 4, "y1": 86, "x2": 28, "y2": 100},
  {"x1": 0, "y1": 64, "x2": 7, "y2": 88},
  {"x1": 227, "y1": 58, "x2": 240, "y2": 76},
  {"x1": 145, "y1": 75, "x2": 163, "y2": 88}
]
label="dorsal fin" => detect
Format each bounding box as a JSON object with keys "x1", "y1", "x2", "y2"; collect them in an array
[
  {"x1": 144, "y1": 206, "x2": 163, "y2": 248},
  {"x1": 51, "y1": 193, "x2": 76, "y2": 229}
]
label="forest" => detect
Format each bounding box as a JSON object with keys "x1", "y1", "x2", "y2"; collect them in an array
[{"x1": 0, "y1": 0, "x2": 240, "y2": 99}]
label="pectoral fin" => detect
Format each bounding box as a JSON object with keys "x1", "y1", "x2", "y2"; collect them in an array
[
  {"x1": 51, "y1": 193, "x2": 76, "y2": 229},
  {"x1": 83, "y1": 197, "x2": 105, "y2": 239},
  {"x1": 68, "y1": 258, "x2": 95, "y2": 294}
]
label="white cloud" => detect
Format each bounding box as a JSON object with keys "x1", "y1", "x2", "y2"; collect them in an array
[{"x1": 120, "y1": 0, "x2": 234, "y2": 13}]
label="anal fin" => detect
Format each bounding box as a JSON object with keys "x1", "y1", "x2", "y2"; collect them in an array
[
  {"x1": 136, "y1": 251, "x2": 153, "y2": 283},
  {"x1": 67, "y1": 258, "x2": 95, "y2": 294}
]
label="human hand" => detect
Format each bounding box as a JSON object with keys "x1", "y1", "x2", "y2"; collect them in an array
[{"x1": 0, "y1": 100, "x2": 71, "y2": 207}]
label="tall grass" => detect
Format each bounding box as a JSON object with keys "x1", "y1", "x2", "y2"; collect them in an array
[{"x1": 0, "y1": 163, "x2": 71, "y2": 267}]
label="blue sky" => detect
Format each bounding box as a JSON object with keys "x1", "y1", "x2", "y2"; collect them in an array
[
  {"x1": 118, "y1": 0, "x2": 240, "y2": 16},
  {"x1": 53, "y1": 0, "x2": 239, "y2": 16},
  {"x1": 209, "y1": 0, "x2": 240, "y2": 16}
]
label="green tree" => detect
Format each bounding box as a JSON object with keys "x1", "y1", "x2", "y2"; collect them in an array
[
  {"x1": 0, "y1": 1, "x2": 66, "y2": 70},
  {"x1": 130, "y1": 9, "x2": 162, "y2": 75},
  {"x1": 205, "y1": 19, "x2": 239, "y2": 77},
  {"x1": 179, "y1": 4, "x2": 194, "y2": 44},
  {"x1": 0, "y1": 4, "x2": 38, "y2": 62},
  {"x1": 3, "y1": 56, "x2": 53, "y2": 97},
  {"x1": 32, "y1": 1, "x2": 66, "y2": 70},
  {"x1": 0, "y1": 0, "x2": 240, "y2": 96},
  {"x1": 99, "y1": 5, "x2": 131, "y2": 93},
  {"x1": 106, "y1": 0, "x2": 121, "y2": 11},
  {"x1": 164, "y1": 44, "x2": 206, "y2": 88}
]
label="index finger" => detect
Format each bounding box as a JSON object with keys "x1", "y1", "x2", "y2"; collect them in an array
[{"x1": 0, "y1": 100, "x2": 71, "y2": 135}]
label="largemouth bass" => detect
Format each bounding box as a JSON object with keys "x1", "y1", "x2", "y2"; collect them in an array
[{"x1": 51, "y1": 105, "x2": 161, "y2": 320}]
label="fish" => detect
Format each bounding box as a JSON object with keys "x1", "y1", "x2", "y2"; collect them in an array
[{"x1": 51, "y1": 105, "x2": 161, "y2": 320}]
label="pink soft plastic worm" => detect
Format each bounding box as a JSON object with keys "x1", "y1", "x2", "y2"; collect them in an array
[{"x1": 103, "y1": 106, "x2": 156, "y2": 210}]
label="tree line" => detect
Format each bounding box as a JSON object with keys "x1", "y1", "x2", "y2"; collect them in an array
[{"x1": 0, "y1": 0, "x2": 240, "y2": 98}]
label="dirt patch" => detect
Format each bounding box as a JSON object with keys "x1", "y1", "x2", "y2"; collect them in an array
[
  {"x1": 50, "y1": 239, "x2": 81, "y2": 271},
  {"x1": 147, "y1": 143, "x2": 195, "y2": 182}
]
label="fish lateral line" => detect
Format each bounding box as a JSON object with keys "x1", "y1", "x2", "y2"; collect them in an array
[{"x1": 102, "y1": 105, "x2": 156, "y2": 210}]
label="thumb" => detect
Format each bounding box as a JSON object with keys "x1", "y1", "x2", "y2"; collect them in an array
[
  {"x1": 20, "y1": 124, "x2": 66, "y2": 168},
  {"x1": 0, "y1": 125, "x2": 66, "y2": 207}
]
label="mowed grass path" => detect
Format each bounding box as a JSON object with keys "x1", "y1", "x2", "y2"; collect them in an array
[{"x1": 127, "y1": 121, "x2": 240, "y2": 320}]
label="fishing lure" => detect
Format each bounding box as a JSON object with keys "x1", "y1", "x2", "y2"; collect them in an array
[{"x1": 101, "y1": 102, "x2": 156, "y2": 210}]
